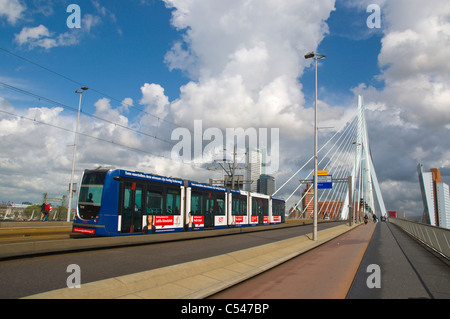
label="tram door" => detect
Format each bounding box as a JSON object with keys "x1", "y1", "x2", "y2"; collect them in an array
[
  {"x1": 257, "y1": 200, "x2": 264, "y2": 225},
  {"x1": 121, "y1": 182, "x2": 144, "y2": 233},
  {"x1": 205, "y1": 194, "x2": 215, "y2": 229}
]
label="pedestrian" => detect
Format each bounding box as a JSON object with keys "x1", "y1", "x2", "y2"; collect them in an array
[
  {"x1": 40, "y1": 201, "x2": 47, "y2": 221},
  {"x1": 43, "y1": 202, "x2": 51, "y2": 222}
]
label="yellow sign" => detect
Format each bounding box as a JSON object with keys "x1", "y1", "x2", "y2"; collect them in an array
[{"x1": 313, "y1": 170, "x2": 329, "y2": 176}]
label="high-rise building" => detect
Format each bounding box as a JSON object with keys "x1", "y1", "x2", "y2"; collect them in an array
[
  {"x1": 245, "y1": 148, "x2": 262, "y2": 193},
  {"x1": 257, "y1": 174, "x2": 275, "y2": 195},
  {"x1": 417, "y1": 163, "x2": 450, "y2": 229},
  {"x1": 436, "y1": 182, "x2": 450, "y2": 229}
]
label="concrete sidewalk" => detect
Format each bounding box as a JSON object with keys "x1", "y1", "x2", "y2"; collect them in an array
[{"x1": 25, "y1": 223, "x2": 360, "y2": 299}]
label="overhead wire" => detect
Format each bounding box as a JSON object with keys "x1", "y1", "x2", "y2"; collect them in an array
[
  {"x1": 0, "y1": 47, "x2": 182, "y2": 132},
  {"x1": 0, "y1": 81, "x2": 175, "y2": 147},
  {"x1": 0, "y1": 108, "x2": 169, "y2": 159}
]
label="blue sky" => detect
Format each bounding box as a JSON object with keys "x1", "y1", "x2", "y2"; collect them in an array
[
  {"x1": 0, "y1": 1, "x2": 186, "y2": 109},
  {"x1": 302, "y1": 1, "x2": 384, "y2": 106},
  {"x1": 1, "y1": 0, "x2": 450, "y2": 218},
  {"x1": 1, "y1": 0, "x2": 380, "y2": 112}
]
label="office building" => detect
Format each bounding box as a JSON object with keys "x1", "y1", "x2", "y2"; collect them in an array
[
  {"x1": 257, "y1": 174, "x2": 275, "y2": 195},
  {"x1": 245, "y1": 148, "x2": 262, "y2": 193},
  {"x1": 417, "y1": 163, "x2": 450, "y2": 229}
]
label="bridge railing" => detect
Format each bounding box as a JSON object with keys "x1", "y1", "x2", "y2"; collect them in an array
[{"x1": 389, "y1": 218, "x2": 450, "y2": 259}]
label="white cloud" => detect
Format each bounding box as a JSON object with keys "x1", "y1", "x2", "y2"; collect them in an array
[
  {"x1": 375, "y1": 0, "x2": 450, "y2": 127},
  {"x1": 354, "y1": 0, "x2": 450, "y2": 216},
  {"x1": 163, "y1": 0, "x2": 335, "y2": 137},
  {"x1": 14, "y1": 24, "x2": 81, "y2": 50},
  {"x1": 0, "y1": 106, "x2": 75, "y2": 201},
  {"x1": 0, "y1": 0, "x2": 25, "y2": 24},
  {"x1": 12, "y1": 2, "x2": 110, "y2": 51},
  {"x1": 83, "y1": 13, "x2": 102, "y2": 33},
  {"x1": 14, "y1": 25, "x2": 52, "y2": 47},
  {"x1": 140, "y1": 83, "x2": 170, "y2": 121}
]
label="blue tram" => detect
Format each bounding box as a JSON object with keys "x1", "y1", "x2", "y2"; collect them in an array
[{"x1": 72, "y1": 168, "x2": 285, "y2": 236}]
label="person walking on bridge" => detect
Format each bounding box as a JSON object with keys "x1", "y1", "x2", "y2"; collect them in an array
[
  {"x1": 40, "y1": 201, "x2": 47, "y2": 221},
  {"x1": 42, "y1": 202, "x2": 50, "y2": 222}
]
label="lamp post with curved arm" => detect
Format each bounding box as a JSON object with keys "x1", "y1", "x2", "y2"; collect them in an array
[{"x1": 305, "y1": 52, "x2": 325, "y2": 241}]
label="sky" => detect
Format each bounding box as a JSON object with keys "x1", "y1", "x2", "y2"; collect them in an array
[{"x1": 0, "y1": 0, "x2": 449, "y2": 218}]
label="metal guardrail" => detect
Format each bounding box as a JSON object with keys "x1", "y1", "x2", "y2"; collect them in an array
[{"x1": 389, "y1": 218, "x2": 450, "y2": 259}]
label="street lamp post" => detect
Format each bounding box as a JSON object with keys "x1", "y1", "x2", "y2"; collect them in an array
[
  {"x1": 305, "y1": 52, "x2": 325, "y2": 241},
  {"x1": 67, "y1": 86, "x2": 88, "y2": 222},
  {"x1": 352, "y1": 142, "x2": 361, "y2": 224}
]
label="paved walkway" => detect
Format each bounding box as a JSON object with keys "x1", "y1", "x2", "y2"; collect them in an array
[
  {"x1": 211, "y1": 222, "x2": 377, "y2": 299},
  {"x1": 347, "y1": 221, "x2": 450, "y2": 299}
]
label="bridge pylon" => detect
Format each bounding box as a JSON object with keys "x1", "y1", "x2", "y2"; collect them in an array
[{"x1": 341, "y1": 96, "x2": 387, "y2": 220}]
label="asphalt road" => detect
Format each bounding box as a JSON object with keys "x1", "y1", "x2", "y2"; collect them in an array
[{"x1": 0, "y1": 222, "x2": 344, "y2": 299}]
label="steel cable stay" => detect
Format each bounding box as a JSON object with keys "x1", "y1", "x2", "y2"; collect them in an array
[{"x1": 278, "y1": 110, "x2": 359, "y2": 214}]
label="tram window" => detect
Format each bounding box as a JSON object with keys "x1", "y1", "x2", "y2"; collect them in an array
[
  {"x1": 232, "y1": 197, "x2": 240, "y2": 216},
  {"x1": 147, "y1": 190, "x2": 163, "y2": 215},
  {"x1": 273, "y1": 202, "x2": 279, "y2": 216},
  {"x1": 252, "y1": 198, "x2": 258, "y2": 216},
  {"x1": 135, "y1": 188, "x2": 143, "y2": 208},
  {"x1": 81, "y1": 171, "x2": 106, "y2": 185},
  {"x1": 232, "y1": 196, "x2": 247, "y2": 216},
  {"x1": 123, "y1": 186, "x2": 132, "y2": 211},
  {"x1": 191, "y1": 192, "x2": 203, "y2": 215},
  {"x1": 273, "y1": 201, "x2": 285, "y2": 216},
  {"x1": 216, "y1": 198, "x2": 225, "y2": 215},
  {"x1": 79, "y1": 171, "x2": 106, "y2": 206},
  {"x1": 79, "y1": 186, "x2": 102, "y2": 206},
  {"x1": 240, "y1": 198, "x2": 247, "y2": 215},
  {"x1": 262, "y1": 199, "x2": 268, "y2": 216},
  {"x1": 252, "y1": 198, "x2": 268, "y2": 216},
  {"x1": 166, "y1": 189, "x2": 180, "y2": 215}
]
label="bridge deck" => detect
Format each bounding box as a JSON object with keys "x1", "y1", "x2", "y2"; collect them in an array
[
  {"x1": 210, "y1": 221, "x2": 376, "y2": 299},
  {"x1": 211, "y1": 221, "x2": 450, "y2": 299},
  {"x1": 5, "y1": 220, "x2": 449, "y2": 299},
  {"x1": 348, "y1": 221, "x2": 450, "y2": 299}
]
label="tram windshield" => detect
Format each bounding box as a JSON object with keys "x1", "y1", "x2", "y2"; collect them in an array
[{"x1": 78, "y1": 170, "x2": 107, "y2": 220}]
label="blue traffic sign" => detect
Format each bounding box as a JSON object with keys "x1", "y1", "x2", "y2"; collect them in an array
[{"x1": 313, "y1": 175, "x2": 333, "y2": 189}]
